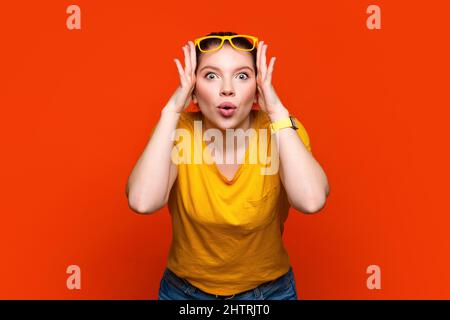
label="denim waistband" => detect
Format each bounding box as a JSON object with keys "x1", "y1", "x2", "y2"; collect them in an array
[{"x1": 163, "y1": 266, "x2": 293, "y2": 299}]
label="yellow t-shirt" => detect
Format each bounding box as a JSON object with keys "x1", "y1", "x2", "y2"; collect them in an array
[{"x1": 166, "y1": 109, "x2": 312, "y2": 295}]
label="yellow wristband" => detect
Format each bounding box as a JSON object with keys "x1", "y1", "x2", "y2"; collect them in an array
[{"x1": 270, "y1": 116, "x2": 299, "y2": 134}]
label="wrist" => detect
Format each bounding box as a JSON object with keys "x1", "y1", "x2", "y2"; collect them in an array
[
  {"x1": 162, "y1": 103, "x2": 182, "y2": 116},
  {"x1": 268, "y1": 108, "x2": 290, "y2": 122},
  {"x1": 161, "y1": 106, "x2": 182, "y2": 120}
]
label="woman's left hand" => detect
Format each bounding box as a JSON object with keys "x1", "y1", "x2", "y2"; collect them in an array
[{"x1": 256, "y1": 41, "x2": 290, "y2": 120}]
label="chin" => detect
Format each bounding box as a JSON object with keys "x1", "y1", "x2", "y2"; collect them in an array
[
  {"x1": 214, "y1": 118, "x2": 236, "y2": 130},
  {"x1": 204, "y1": 108, "x2": 251, "y2": 130}
]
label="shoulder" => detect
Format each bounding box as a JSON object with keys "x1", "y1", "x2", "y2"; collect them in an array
[{"x1": 177, "y1": 111, "x2": 201, "y2": 131}]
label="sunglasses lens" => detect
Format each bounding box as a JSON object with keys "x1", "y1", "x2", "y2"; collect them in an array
[
  {"x1": 198, "y1": 37, "x2": 222, "y2": 52},
  {"x1": 197, "y1": 36, "x2": 257, "y2": 52},
  {"x1": 231, "y1": 36, "x2": 256, "y2": 50}
]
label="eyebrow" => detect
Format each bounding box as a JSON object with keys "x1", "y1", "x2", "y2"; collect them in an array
[{"x1": 199, "y1": 65, "x2": 254, "y2": 73}]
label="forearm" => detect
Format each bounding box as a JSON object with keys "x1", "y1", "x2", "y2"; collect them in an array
[
  {"x1": 126, "y1": 105, "x2": 180, "y2": 212},
  {"x1": 269, "y1": 109, "x2": 329, "y2": 213}
]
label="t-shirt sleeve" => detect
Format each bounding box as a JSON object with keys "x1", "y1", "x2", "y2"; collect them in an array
[{"x1": 291, "y1": 115, "x2": 312, "y2": 153}]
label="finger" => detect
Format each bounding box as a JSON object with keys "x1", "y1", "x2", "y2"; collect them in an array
[
  {"x1": 261, "y1": 44, "x2": 268, "y2": 77},
  {"x1": 174, "y1": 58, "x2": 187, "y2": 84},
  {"x1": 257, "y1": 41, "x2": 263, "y2": 75},
  {"x1": 266, "y1": 56, "x2": 276, "y2": 84},
  {"x1": 183, "y1": 45, "x2": 191, "y2": 76},
  {"x1": 182, "y1": 45, "x2": 191, "y2": 75},
  {"x1": 189, "y1": 41, "x2": 196, "y2": 76},
  {"x1": 186, "y1": 42, "x2": 193, "y2": 75},
  {"x1": 174, "y1": 58, "x2": 183, "y2": 76}
]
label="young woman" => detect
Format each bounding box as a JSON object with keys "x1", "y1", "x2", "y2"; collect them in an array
[{"x1": 126, "y1": 32, "x2": 330, "y2": 300}]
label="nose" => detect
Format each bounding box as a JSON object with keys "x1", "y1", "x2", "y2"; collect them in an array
[{"x1": 220, "y1": 86, "x2": 235, "y2": 97}]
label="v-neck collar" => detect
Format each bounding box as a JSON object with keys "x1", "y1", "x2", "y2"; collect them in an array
[{"x1": 201, "y1": 110, "x2": 259, "y2": 184}]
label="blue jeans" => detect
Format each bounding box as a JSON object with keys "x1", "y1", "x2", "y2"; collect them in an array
[{"x1": 158, "y1": 266, "x2": 298, "y2": 300}]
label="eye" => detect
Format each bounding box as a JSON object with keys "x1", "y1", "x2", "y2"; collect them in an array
[
  {"x1": 237, "y1": 72, "x2": 249, "y2": 80},
  {"x1": 205, "y1": 72, "x2": 217, "y2": 79},
  {"x1": 204, "y1": 72, "x2": 249, "y2": 80}
]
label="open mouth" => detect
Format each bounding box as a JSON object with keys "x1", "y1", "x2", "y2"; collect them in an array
[
  {"x1": 217, "y1": 103, "x2": 237, "y2": 117},
  {"x1": 218, "y1": 102, "x2": 237, "y2": 109}
]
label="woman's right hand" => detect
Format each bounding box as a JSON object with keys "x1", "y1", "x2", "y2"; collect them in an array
[{"x1": 165, "y1": 41, "x2": 197, "y2": 113}]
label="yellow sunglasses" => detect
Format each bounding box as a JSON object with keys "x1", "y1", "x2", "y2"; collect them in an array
[{"x1": 194, "y1": 34, "x2": 259, "y2": 53}]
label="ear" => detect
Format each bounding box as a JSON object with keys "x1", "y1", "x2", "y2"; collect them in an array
[
  {"x1": 253, "y1": 90, "x2": 258, "y2": 104},
  {"x1": 192, "y1": 90, "x2": 198, "y2": 104}
]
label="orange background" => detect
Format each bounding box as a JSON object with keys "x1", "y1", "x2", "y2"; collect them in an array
[{"x1": 1, "y1": 0, "x2": 449, "y2": 299}]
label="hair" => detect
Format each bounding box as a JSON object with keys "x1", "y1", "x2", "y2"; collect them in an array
[{"x1": 194, "y1": 31, "x2": 258, "y2": 75}]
